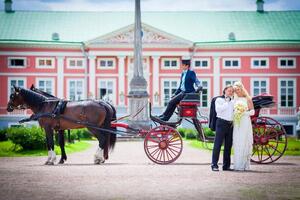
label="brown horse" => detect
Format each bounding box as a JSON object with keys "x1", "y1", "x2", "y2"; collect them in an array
[{"x1": 7, "y1": 85, "x2": 117, "y2": 165}]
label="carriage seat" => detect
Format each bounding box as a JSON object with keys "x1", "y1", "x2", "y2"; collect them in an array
[{"x1": 178, "y1": 93, "x2": 200, "y2": 118}]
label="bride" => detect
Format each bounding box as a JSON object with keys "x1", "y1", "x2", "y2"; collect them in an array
[{"x1": 233, "y1": 82, "x2": 255, "y2": 171}]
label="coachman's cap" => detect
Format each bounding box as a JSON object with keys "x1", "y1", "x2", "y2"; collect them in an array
[{"x1": 182, "y1": 59, "x2": 191, "y2": 66}]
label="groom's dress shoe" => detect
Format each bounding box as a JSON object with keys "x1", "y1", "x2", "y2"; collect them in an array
[
  {"x1": 211, "y1": 166, "x2": 219, "y2": 171},
  {"x1": 223, "y1": 168, "x2": 234, "y2": 171}
]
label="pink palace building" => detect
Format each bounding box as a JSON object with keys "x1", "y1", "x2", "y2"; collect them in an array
[{"x1": 0, "y1": 1, "x2": 299, "y2": 135}]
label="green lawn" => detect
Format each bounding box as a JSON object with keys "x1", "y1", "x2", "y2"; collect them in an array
[
  {"x1": 0, "y1": 140, "x2": 92, "y2": 157},
  {"x1": 187, "y1": 137, "x2": 300, "y2": 156}
]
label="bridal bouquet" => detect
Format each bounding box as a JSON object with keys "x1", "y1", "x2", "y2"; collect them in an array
[{"x1": 233, "y1": 103, "x2": 248, "y2": 126}]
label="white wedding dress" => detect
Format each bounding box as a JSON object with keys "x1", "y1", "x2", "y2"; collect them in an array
[{"x1": 233, "y1": 97, "x2": 254, "y2": 171}]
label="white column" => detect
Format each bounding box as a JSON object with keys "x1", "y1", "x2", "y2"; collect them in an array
[
  {"x1": 56, "y1": 56, "x2": 64, "y2": 99},
  {"x1": 213, "y1": 56, "x2": 221, "y2": 97},
  {"x1": 88, "y1": 55, "x2": 96, "y2": 99},
  {"x1": 152, "y1": 56, "x2": 160, "y2": 106},
  {"x1": 118, "y1": 56, "x2": 126, "y2": 105}
]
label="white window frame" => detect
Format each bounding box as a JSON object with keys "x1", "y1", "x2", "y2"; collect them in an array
[
  {"x1": 97, "y1": 78, "x2": 117, "y2": 105},
  {"x1": 161, "y1": 58, "x2": 180, "y2": 69},
  {"x1": 8, "y1": 57, "x2": 27, "y2": 68},
  {"x1": 278, "y1": 57, "x2": 296, "y2": 69},
  {"x1": 222, "y1": 58, "x2": 241, "y2": 69},
  {"x1": 7, "y1": 77, "x2": 26, "y2": 101},
  {"x1": 35, "y1": 57, "x2": 55, "y2": 69},
  {"x1": 66, "y1": 58, "x2": 85, "y2": 69},
  {"x1": 67, "y1": 78, "x2": 85, "y2": 101},
  {"x1": 251, "y1": 57, "x2": 269, "y2": 69},
  {"x1": 198, "y1": 78, "x2": 210, "y2": 108},
  {"x1": 222, "y1": 78, "x2": 241, "y2": 89},
  {"x1": 97, "y1": 57, "x2": 116, "y2": 69},
  {"x1": 251, "y1": 78, "x2": 269, "y2": 97},
  {"x1": 36, "y1": 78, "x2": 55, "y2": 95},
  {"x1": 161, "y1": 78, "x2": 180, "y2": 107},
  {"x1": 277, "y1": 78, "x2": 296, "y2": 108},
  {"x1": 193, "y1": 58, "x2": 210, "y2": 69}
]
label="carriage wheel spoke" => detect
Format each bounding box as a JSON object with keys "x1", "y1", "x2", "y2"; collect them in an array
[
  {"x1": 264, "y1": 147, "x2": 273, "y2": 162},
  {"x1": 149, "y1": 147, "x2": 160, "y2": 157},
  {"x1": 166, "y1": 148, "x2": 174, "y2": 159},
  {"x1": 267, "y1": 144, "x2": 283, "y2": 154},
  {"x1": 168, "y1": 146, "x2": 180, "y2": 155}
]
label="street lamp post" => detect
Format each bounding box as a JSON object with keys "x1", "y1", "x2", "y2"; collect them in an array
[{"x1": 128, "y1": 0, "x2": 150, "y2": 128}]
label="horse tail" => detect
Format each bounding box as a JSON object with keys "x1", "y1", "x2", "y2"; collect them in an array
[{"x1": 109, "y1": 103, "x2": 117, "y2": 150}]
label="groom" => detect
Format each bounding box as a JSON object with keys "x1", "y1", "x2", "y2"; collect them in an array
[{"x1": 211, "y1": 85, "x2": 234, "y2": 171}]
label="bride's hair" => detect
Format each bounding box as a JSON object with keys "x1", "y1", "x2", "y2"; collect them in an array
[{"x1": 233, "y1": 81, "x2": 251, "y2": 99}]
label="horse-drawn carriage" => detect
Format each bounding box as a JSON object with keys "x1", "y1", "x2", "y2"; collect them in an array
[{"x1": 7, "y1": 86, "x2": 287, "y2": 165}]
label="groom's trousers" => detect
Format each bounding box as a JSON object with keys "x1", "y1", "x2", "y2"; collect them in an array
[{"x1": 212, "y1": 118, "x2": 233, "y2": 169}]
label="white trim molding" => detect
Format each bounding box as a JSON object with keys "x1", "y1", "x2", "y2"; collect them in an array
[
  {"x1": 193, "y1": 58, "x2": 210, "y2": 69},
  {"x1": 250, "y1": 78, "x2": 270, "y2": 96},
  {"x1": 222, "y1": 78, "x2": 241, "y2": 89},
  {"x1": 35, "y1": 57, "x2": 55, "y2": 69},
  {"x1": 66, "y1": 57, "x2": 85, "y2": 69},
  {"x1": 35, "y1": 77, "x2": 55, "y2": 96},
  {"x1": 251, "y1": 57, "x2": 269, "y2": 69},
  {"x1": 277, "y1": 78, "x2": 296, "y2": 109},
  {"x1": 66, "y1": 78, "x2": 85, "y2": 101},
  {"x1": 97, "y1": 78, "x2": 117, "y2": 105},
  {"x1": 278, "y1": 57, "x2": 296, "y2": 69},
  {"x1": 97, "y1": 57, "x2": 117, "y2": 69},
  {"x1": 161, "y1": 57, "x2": 180, "y2": 70},
  {"x1": 222, "y1": 57, "x2": 241, "y2": 69},
  {"x1": 7, "y1": 57, "x2": 27, "y2": 68}
]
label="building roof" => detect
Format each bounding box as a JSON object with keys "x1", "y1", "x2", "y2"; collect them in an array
[{"x1": 1, "y1": 11, "x2": 300, "y2": 44}]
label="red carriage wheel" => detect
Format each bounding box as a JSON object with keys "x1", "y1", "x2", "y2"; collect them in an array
[
  {"x1": 144, "y1": 125, "x2": 183, "y2": 165},
  {"x1": 251, "y1": 116, "x2": 287, "y2": 164}
]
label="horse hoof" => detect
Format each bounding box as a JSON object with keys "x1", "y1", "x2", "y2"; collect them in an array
[
  {"x1": 58, "y1": 159, "x2": 64, "y2": 164},
  {"x1": 44, "y1": 161, "x2": 50, "y2": 165}
]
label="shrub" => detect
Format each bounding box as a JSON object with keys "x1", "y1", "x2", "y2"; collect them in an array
[
  {"x1": 0, "y1": 128, "x2": 8, "y2": 141},
  {"x1": 185, "y1": 129, "x2": 197, "y2": 140},
  {"x1": 7, "y1": 126, "x2": 46, "y2": 150},
  {"x1": 177, "y1": 127, "x2": 186, "y2": 138},
  {"x1": 74, "y1": 128, "x2": 92, "y2": 139},
  {"x1": 203, "y1": 127, "x2": 215, "y2": 137}
]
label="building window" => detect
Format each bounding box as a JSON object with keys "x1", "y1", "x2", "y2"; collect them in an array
[
  {"x1": 97, "y1": 58, "x2": 116, "y2": 69},
  {"x1": 67, "y1": 79, "x2": 84, "y2": 101},
  {"x1": 98, "y1": 80, "x2": 115, "y2": 104},
  {"x1": 251, "y1": 58, "x2": 269, "y2": 68},
  {"x1": 278, "y1": 58, "x2": 296, "y2": 68},
  {"x1": 36, "y1": 58, "x2": 55, "y2": 68},
  {"x1": 8, "y1": 57, "x2": 26, "y2": 68},
  {"x1": 194, "y1": 59, "x2": 210, "y2": 68},
  {"x1": 251, "y1": 79, "x2": 269, "y2": 96},
  {"x1": 279, "y1": 79, "x2": 295, "y2": 107},
  {"x1": 223, "y1": 58, "x2": 240, "y2": 68},
  {"x1": 161, "y1": 58, "x2": 180, "y2": 69},
  {"x1": 162, "y1": 80, "x2": 179, "y2": 107},
  {"x1": 222, "y1": 78, "x2": 241, "y2": 88},
  {"x1": 36, "y1": 78, "x2": 54, "y2": 95},
  {"x1": 199, "y1": 80, "x2": 209, "y2": 107},
  {"x1": 8, "y1": 78, "x2": 26, "y2": 100},
  {"x1": 67, "y1": 58, "x2": 84, "y2": 69}
]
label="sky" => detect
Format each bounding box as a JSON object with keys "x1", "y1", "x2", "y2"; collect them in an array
[{"x1": 1, "y1": 0, "x2": 300, "y2": 11}]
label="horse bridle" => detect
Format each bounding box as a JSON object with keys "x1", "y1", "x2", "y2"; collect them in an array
[{"x1": 8, "y1": 93, "x2": 29, "y2": 111}]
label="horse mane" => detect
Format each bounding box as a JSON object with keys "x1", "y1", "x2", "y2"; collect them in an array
[
  {"x1": 30, "y1": 85, "x2": 58, "y2": 99},
  {"x1": 20, "y1": 88, "x2": 47, "y2": 107}
]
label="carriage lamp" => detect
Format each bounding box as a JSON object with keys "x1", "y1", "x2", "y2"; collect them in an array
[
  {"x1": 119, "y1": 91, "x2": 125, "y2": 102},
  {"x1": 154, "y1": 92, "x2": 159, "y2": 102}
]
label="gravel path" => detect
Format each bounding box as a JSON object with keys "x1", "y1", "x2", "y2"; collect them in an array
[{"x1": 0, "y1": 140, "x2": 299, "y2": 200}]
